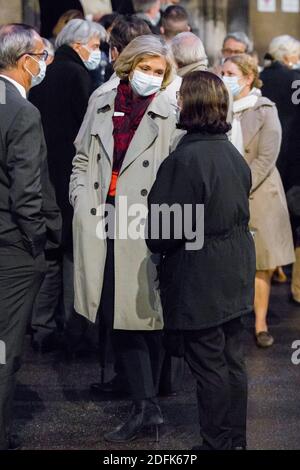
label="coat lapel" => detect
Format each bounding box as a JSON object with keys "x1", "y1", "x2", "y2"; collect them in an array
[
  {"x1": 240, "y1": 101, "x2": 267, "y2": 148},
  {"x1": 90, "y1": 90, "x2": 117, "y2": 165},
  {"x1": 119, "y1": 92, "x2": 170, "y2": 175},
  {"x1": 90, "y1": 90, "x2": 171, "y2": 171}
]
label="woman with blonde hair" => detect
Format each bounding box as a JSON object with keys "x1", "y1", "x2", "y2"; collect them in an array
[
  {"x1": 70, "y1": 35, "x2": 178, "y2": 442},
  {"x1": 222, "y1": 54, "x2": 295, "y2": 348}
]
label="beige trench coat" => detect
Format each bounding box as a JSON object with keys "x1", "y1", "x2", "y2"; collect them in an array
[
  {"x1": 239, "y1": 97, "x2": 295, "y2": 270},
  {"x1": 70, "y1": 88, "x2": 180, "y2": 329}
]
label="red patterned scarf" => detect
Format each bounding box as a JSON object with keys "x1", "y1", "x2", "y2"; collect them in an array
[{"x1": 108, "y1": 80, "x2": 155, "y2": 196}]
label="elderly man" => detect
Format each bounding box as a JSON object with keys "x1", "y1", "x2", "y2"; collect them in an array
[
  {"x1": 0, "y1": 23, "x2": 61, "y2": 449},
  {"x1": 171, "y1": 32, "x2": 233, "y2": 130},
  {"x1": 171, "y1": 31, "x2": 208, "y2": 76},
  {"x1": 222, "y1": 31, "x2": 253, "y2": 59}
]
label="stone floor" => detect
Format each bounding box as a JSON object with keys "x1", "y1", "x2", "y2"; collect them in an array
[{"x1": 13, "y1": 281, "x2": 300, "y2": 450}]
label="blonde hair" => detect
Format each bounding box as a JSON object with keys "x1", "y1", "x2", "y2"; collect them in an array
[
  {"x1": 114, "y1": 35, "x2": 175, "y2": 88},
  {"x1": 226, "y1": 54, "x2": 262, "y2": 89}
]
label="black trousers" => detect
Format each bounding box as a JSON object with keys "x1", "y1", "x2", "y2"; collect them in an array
[
  {"x1": 183, "y1": 317, "x2": 247, "y2": 450},
  {"x1": 98, "y1": 223, "x2": 163, "y2": 400},
  {"x1": 0, "y1": 243, "x2": 46, "y2": 449}
]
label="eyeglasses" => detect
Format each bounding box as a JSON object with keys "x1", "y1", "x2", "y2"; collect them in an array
[
  {"x1": 17, "y1": 50, "x2": 49, "y2": 62},
  {"x1": 222, "y1": 48, "x2": 246, "y2": 56}
]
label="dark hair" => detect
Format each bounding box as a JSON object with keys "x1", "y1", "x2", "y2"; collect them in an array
[
  {"x1": 109, "y1": 15, "x2": 152, "y2": 53},
  {"x1": 161, "y1": 5, "x2": 190, "y2": 39},
  {"x1": 162, "y1": 5, "x2": 189, "y2": 23},
  {"x1": 99, "y1": 13, "x2": 122, "y2": 31},
  {"x1": 178, "y1": 71, "x2": 231, "y2": 134}
]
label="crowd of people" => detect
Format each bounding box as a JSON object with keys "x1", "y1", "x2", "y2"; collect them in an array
[{"x1": 0, "y1": 0, "x2": 299, "y2": 452}]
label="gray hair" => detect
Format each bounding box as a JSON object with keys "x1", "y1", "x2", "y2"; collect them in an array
[
  {"x1": 223, "y1": 31, "x2": 253, "y2": 53},
  {"x1": 269, "y1": 35, "x2": 300, "y2": 62},
  {"x1": 133, "y1": 0, "x2": 159, "y2": 13},
  {"x1": 42, "y1": 38, "x2": 55, "y2": 56},
  {"x1": 0, "y1": 23, "x2": 39, "y2": 71},
  {"x1": 171, "y1": 32, "x2": 208, "y2": 68},
  {"x1": 55, "y1": 19, "x2": 107, "y2": 48}
]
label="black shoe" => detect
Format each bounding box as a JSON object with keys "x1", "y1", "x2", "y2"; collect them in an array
[
  {"x1": 8, "y1": 435, "x2": 22, "y2": 450},
  {"x1": 90, "y1": 379, "x2": 123, "y2": 394},
  {"x1": 31, "y1": 332, "x2": 63, "y2": 354},
  {"x1": 158, "y1": 387, "x2": 178, "y2": 398},
  {"x1": 104, "y1": 399, "x2": 164, "y2": 443},
  {"x1": 255, "y1": 331, "x2": 274, "y2": 348}
]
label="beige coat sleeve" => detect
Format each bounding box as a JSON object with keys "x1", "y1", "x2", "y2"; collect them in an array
[
  {"x1": 250, "y1": 105, "x2": 282, "y2": 194},
  {"x1": 69, "y1": 111, "x2": 94, "y2": 207}
]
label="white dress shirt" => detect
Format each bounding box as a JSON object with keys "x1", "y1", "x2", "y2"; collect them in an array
[{"x1": 0, "y1": 74, "x2": 27, "y2": 99}]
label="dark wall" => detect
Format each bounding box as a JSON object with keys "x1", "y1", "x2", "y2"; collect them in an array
[
  {"x1": 111, "y1": 0, "x2": 134, "y2": 14},
  {"x1": 39, "y1": 0, "x2": 84, "y2": 38},
  {"x1": 227, "y1": 0, "x2": 250, "y2": 34}
]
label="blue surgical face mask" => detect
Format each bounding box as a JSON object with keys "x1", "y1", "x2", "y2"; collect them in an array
[
  {"x1": 223, "y1": 75, "x2": 245, "y2": 97},
  {"x1": 25, "y1": 55, "x2": 47, "y2": 88},
  {"x1": 130, "y1": 70, "x2": 163, "y2": 97},
  {"x1": 82, "y1": 46, "x2": 101, "y2": 70}
]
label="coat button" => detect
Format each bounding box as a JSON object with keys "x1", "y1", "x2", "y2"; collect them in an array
[
  {"x1": 90, "y1": 208, "x2": 97, "y2": 216},
  {"x1": 141, "y1": 189, "x2": 148, "y2": 197},
  {"x1": 143, "y1": 160, "x2": 149, "y2": 168},
  {"x1": 94, "y1": 182, "x2": 99, "y2": 189},
  {"x1": 97, "y1": 153, "x2": 101, "y2": 161}
]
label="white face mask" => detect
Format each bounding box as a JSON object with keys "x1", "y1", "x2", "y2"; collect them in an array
[
  {"x1": 82, "y1": 45, "x2": 101, "y2": 70},
  {"x1": 25, "y1": 55, "x2": 47, "y2": 88},
  {"x1": 130, "y1": 70, "x2": 163, "y2": 97}
]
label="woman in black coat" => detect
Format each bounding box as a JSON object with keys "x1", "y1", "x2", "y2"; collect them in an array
[{"x1": 146, "y1": 71, "x2": 256, "y2": 450}]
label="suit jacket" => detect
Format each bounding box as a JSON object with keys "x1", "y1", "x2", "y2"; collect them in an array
[{"x1": 0, "y1": 77, "x2": 61, "y2": 257}]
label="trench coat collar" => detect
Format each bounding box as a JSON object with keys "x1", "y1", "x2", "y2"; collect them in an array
[
  {"x1": 90, "y1": 88, "x2": 171, "y2": 171},
  {"x1": 239, "y1": 97, "x2": 274, "y2": 149}
]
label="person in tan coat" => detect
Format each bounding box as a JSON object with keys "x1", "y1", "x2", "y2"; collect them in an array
[
  {"x1": 222, "y1": 54, "x2": 295, "y2": 348},
  {"x1": 70, "y1": 35, "x2": 181, "y2": 442}
]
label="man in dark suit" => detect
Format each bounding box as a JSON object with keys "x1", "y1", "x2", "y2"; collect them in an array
[{"x1": 0, "y1": 23, "x2": 61, "y2": 450}]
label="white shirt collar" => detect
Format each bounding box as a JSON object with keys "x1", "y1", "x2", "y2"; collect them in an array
[{"x1": 0, "y1": 75, "x2": 27, "y2": 99}]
